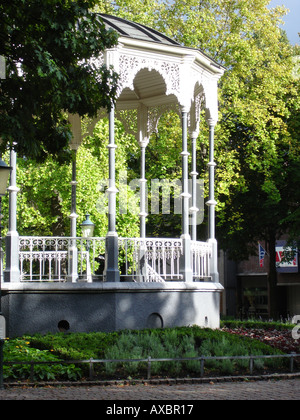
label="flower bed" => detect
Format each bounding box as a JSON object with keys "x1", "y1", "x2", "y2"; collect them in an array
[
  {"x1": 3, "y1": 324, "x2": 299, "y2": 381},
  {"x1": 221, "y1": 323, "x2": 300, "y2": 354}
]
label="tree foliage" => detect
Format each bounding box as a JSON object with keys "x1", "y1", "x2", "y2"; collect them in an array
[
  {"x1": 0, "y1": 0, "x2": 119, "y2": 161},
  {"x1": 96, "y1": 0, "x2": 299, "y2": 259},
  {"x1": 94, "y1": 1, "x2": 299, "y2": 317},
  {"x1": 0, "y1": 0, "x2": 300, "y2": 288},
  {"x1": 10, "y1": 118, "x2": 140, "y2": 238}
]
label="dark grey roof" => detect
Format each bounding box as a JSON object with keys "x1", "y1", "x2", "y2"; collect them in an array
[{"x1": 99, "y1": 14, "x2": 180, "y2": 46}]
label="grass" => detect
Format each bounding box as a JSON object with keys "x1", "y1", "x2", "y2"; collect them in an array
[{"x1": 3, "y1": 323, "x2": 295, "y2": 381}]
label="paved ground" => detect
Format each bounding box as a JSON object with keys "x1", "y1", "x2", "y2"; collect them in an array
[{"x1": 0, "y1": 378, "x2": 299, "y2": 400}]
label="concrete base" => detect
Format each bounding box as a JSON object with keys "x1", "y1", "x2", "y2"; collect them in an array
[{"x1": 1, "y1": 282, "x2": 224, "y2": 337}]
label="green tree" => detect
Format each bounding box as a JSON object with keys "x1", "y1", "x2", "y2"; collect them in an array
[
  {"x1": 11, "y1": 118, "x2": 140, "y2": 238},
  {"x1": 3, "y1": 0, "x2": 298, "y2": 318},
  {"x1": 162, "y1": 0, "x2": 299, "y2": 317},
  {"x1": 0, "y1": 0, "x2": 118, "y2": 161},
  {"x1": 96, "y1": 0, "x2": 299, "y2": 316},
  {"x1": 146, "y1": 111, "x2": 183, "y2": 238}
]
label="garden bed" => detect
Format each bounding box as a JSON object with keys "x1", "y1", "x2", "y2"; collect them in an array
[
  {"x1": 221, "y1": 320, "x2": 300, "y2": 354},
  {"x1": 3, "y1": 323, "x2": 299, "y2": 382}
]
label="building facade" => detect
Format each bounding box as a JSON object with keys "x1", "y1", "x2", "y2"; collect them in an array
[{"x1": 220, "y1": 239, "x2": 300, "y2": 319}]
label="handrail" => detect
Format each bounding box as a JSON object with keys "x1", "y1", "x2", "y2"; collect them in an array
[
  {"x1": 18, "y1": 236, "x2": 212, "y2": 282},
  {"x1": 4, "y1": 352, "x2": 300, "y2": 381}
]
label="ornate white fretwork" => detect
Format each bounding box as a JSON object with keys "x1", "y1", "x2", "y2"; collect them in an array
[
  {"x1": 188, "y1": 91, "x2": 205, "y2": 136},
  {"x1": 115, "y1": 104, "x2": 181, "y2": 140},
  {"x1": 147, "y1": 103, "x2": 181, "y2": 135},
  {"x1": 118, "y1": 54, "x2": 180, "y2": 98},
  {"x1": 115, "y1": 109, "x2": 137, "y2": 136},
  {"x1": 18, "y1": 236, "x2": 211, "y2": 282}
]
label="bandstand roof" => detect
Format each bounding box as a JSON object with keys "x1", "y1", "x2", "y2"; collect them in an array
[
  {"x1": 99, "y1": 14, "x2": 224, "y2": 117},
  {"x1": 100, "y1": 14, "x2": 180, "y2": 47},
  {"x1": 70, "y1": 14, "x2": 225, "y2": 148}
]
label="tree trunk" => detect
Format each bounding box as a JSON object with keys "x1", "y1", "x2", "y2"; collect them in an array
[{"x1": 268, "y1": 235, "x2": 279, "y2": 319}]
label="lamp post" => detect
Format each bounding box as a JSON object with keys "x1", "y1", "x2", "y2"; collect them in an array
[
  {"x1": 0, "y1": 157, "x2": 12, "y2": 390},
  {"x1": 81, "y1": 214, "x2": 95, "y2": 282},
  {"x1": 81, "y1": 214, "x2": 95, "y2": 242}
]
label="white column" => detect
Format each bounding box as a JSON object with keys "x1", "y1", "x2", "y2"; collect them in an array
[
  {"x1": 139, "y1": 143, "x2": 148, "y2": 239},
  {"x1": 137, "y1": 105, "x2": 149, "y2": 239},
  {"x1": 68, "y1": 114, "x2": 83, "y2": 283},
  {"x1": 4, "y1": 150, "x2": 20, "y2": 283},
  {"x1": 137, "y1": 105, "x2": 149, "y2": 282},
  {"x1": 190, "y1": 132, "x2": 199, "y2": 241},
  {"x1": 104, "y1": 105, "x2": 120, "y2": 282},
  {"x1": 68, "y1": 149, "x2": 78, "y2": 283},
  {"x1": 180, "y1": 108, "x2": 193, "y2": 282},
  {"x1": 206, "y1": 121, "x2": 219, "y2": 282},
  {"x1": 137, "y1": 143, "x2": 148, "y2": 282}
]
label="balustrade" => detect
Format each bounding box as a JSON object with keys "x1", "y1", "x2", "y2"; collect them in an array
[
  {"x1": 191, "y1": 240, "x2": 212, "y2": 281},
  {"x1": 17, "y1": 236, "x2": 211, "y2": 282}
]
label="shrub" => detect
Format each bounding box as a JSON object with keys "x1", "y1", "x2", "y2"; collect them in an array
[
  {"x1": 3, "y1": 338, "x2": 81, "y2": 381},
  {"x1": 26, "y1": 331, "x2": 119, "y2": 360},
  {"x1": 5, "y1": 324, "x2": 291, "y2": 381}
]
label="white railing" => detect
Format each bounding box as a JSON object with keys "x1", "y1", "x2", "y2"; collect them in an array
[
  {"x1": 19, "y1": 236, "x2": 106, "y2": 282},
  {"x1": 118, "y1": 238, "x2": 183, "y2": 282},
  {"x1": 191, "y1": 240, "x2": 212, "y2": 281},
  {"x1": 18, "y1": 236, "x2": 211, "y2": 282},
  {"x1": 145, "y1": 238, "x2": 183, "y2": 281}
]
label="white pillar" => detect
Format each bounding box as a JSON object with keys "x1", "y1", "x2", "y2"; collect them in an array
[
  {"x1": 206, "y1": 121, "x2": 219, "y2": 282},
  {"x1": 137, "y1": 105, "x2": 149, "y2": 239},
  {"x1": 190, "y1": 132, "x2": 199, "y2": 241},
  {"x1": 4, "y1": 150, "x2": 20, "y2": 283},
  {"x1": 104, "y1": 105, "x2": 120, "y2": 282},
  {"x1": 68, "y1": 114, "x2": 83, "y2": 283},
  {"x1": 137, "y1": 105, "x2": 149, "y2": 281},
  {"x1": 180, "y1": 108, "x2": 193, "y2": 282},
  {"x1": 137, "y1": 143, "x2": 148, "y2": 282},
  {"x1": 139, "y1": 144, "x2": 148, "y2": 239},
  {"x1": 68, "y1": 150, "x2": 78, "y2": 283}
]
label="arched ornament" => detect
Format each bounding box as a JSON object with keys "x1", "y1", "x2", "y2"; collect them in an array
[
  {"x1": 201, "y1": 77, "x2": 220, "y2": 127},
  {"x1": 188, "y1": 90, "x2": 205, "y2": 138},
  {"x1": 117, "y1": 54, "x2": 181, "y2": 99},
  {"x1": 188, "y1": 71, "x2": 220, "y2": 128},
  {"x1": 147, "y1": 102, "x2": 181, "y2": 135}
]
